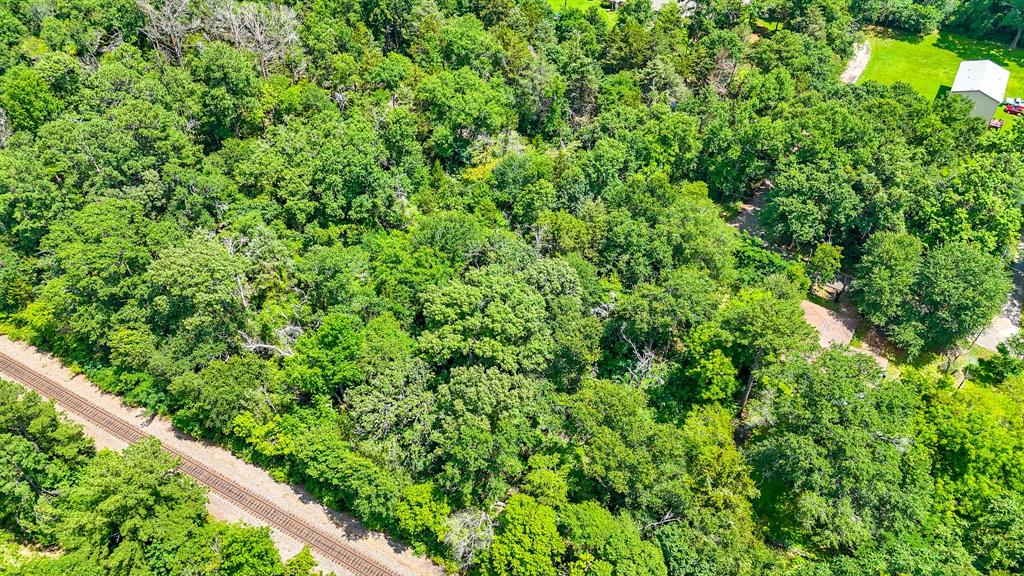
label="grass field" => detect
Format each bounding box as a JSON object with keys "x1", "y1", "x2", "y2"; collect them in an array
[
  {"x1": 546, "y1": 0, "x2": 604, "y2": 12},
  {"x1": 859, "y1": 29, "x2": 1024, "y2": 121},
  {"x1": 547, "y1": 0, "x2": 617, "y2": 25}
]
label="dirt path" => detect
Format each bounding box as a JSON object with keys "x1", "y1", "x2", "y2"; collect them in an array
[
  {"x1": 731, "y1": 188, "x2": 765, "y2": 238},
  {"x1": 800, "y1": 298, "x2": 891, "y2": 368},
  {"x1": 841, "y1": 41, "x2": 871, "y2": 84},
  {"x1": 0, "y1": 336, "x2": 441, "y2": 576},
  {"x1": 977, "y1": 244, "x2": 1024, "y2": 351},
  {"x1": 801, "y1": 300, "x2": 856, "y2": 348}
]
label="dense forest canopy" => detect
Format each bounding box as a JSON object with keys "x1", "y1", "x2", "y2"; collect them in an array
[{"x1": 1, "y1": 0, "x2": 1024, "y2": 574}]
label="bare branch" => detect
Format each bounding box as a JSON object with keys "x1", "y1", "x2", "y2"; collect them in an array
[
  {"x1": 642, "y1": 510, "x2": 679, "y2": 532},
  {"x1": 205, "y1": 0, "x2": 298, "y2": 76},
  {"x1": 136, "y1": 0, "x2": 199, "y2": 64},
  {"x1": 0, "y1": 108, "x2": 10, "y2": 148},
  {"x1": 237, "y1": 330, "x2": 295, "y2": 357},
  {"x1": 443, "y1": 510, "x2": 494, "y2": 569}
]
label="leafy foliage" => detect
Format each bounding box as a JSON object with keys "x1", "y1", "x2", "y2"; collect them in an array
[{"x1": 0, "y1": 0, "x2": 1021, "y2": 572}]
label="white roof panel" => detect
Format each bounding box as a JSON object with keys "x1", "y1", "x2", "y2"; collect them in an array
[{"x1": 950, "y1": 60, "x2": 1010, "y2": 103}]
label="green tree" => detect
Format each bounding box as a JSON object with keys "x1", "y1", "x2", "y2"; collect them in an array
[
  {"x1": 652, "y1": 403, "x2": 769, "y2": 576},
  {"x1": 807, "y1": 242, "x2": 842, "y2": 289},
  {"x1": 284, "y1": 312, "x2": 364, "y2": 400},
  {"x1": 968, "y1": 492, "x2": 1024, "y2": 573},
  {"x1": 420, "y1": 265, "x2": 556, "y2": 374},
  {"x1": 37, "y1": 199, "x2": 162, "y2": 354},
  {"x1": 569, "y1": 379, "x2": 688, "y2": 516},
  {"x1": 521, "y1": 257, "x2": 601, "y2": 385},
  {"x1": 975, "y1": 332, "x2": 1024, "y2": 384},
  {"x1": 714, "y1": 288, "x2": 817, "y2": 415},
  {"x1": 0, "y1": 381, "x2": 94, "y2": 541},
  {"x1": 345, "y1": 314, "x2": 435, "y2": 474},
  {"x1": 486, "y1": 494, "x2": 565, "y2": 576},
  {"x1": 394, "y1": 483, "x2": 451, "y2": 555},
  {"x1": 169, "y1": 354, "x2": 287, "y2": 438},
  {"x1": 912, "y1": 156, "x2": 1024, "y2": 256},
  {"x1": 363, "y1": 0, "x2": 413, "y2": 50},
  {"x1": 54, "y1": 439, "x2": 210, "y2": 573},
  {"x1": 749, "y1": 349, "x2": 935, "y2": 554},
  {"x1": 761, "y1": 159, "x2": 859, "y2": 249},
  {"x1": 145, "y1": 238, "x2": 243, "y2": 336},
  {"x1": 0, "y1": 67, "x2": 62, "y2": 131},
  {"x1": 284, "y1": 547, "x2": 318, "y2": 576},
  {"x1": 915, "y1": 242, "x2": 1010, "y2": 350},
  {"x1": 608, "y1": 267, "x2": 721, "y2": 357},
  {"x1": 924, "y1": 375, "x2": 1024, "y2": 518},
  {"x1": 188, "y1": 41, "x2": 261, "y2": 145},
  {"x1": 432, "y1": 366, "x2": 555, "y2": 505},
  {"x1": 214, "y1": 523, "x2": 286, "y2": 576},
  {"x1": 415, "y1": 67, "x2": 515, "y2": 165},
  {"x1": 294, "y1": 417, "x2": 402, "y2": 531},
  {"x1": 560, "y1": 501, "x2": 667, "y2": 576},
  {"x1": 0, "y1": 244, "x2": 33, "y2": 314},
  {"x1": 852, "y1": 231, "x2": 923, "y2": 335}
]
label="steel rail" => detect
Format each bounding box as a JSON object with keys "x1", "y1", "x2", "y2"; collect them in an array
[{"x1": 0, "y1": 352, "x2": 402, "y2": 576}]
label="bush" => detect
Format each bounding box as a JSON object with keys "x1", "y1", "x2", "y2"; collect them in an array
[
  {"x1": 293, "y1": 421, "x2": 402, "y2": 532},
  {"x1": 395, "y1": 483, "x2": 452, "y2": 556}
]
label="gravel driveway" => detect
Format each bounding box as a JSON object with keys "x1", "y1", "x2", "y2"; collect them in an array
[{"x1": 841, "y1": 41, "x2": 871, "y2": 84}]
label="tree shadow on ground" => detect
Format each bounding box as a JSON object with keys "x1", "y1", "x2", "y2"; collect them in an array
[
  {"x1": 864, "y1": 25, "x2": 930, "y2": 44},
  {"x1": 934, "y1": 31, "x2": 1024, "y2": 69}
]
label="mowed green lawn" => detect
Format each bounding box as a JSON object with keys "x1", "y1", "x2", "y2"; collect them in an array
[
  {"x1": 546, "y1": 0, "x2": 617, "y2": 25},
  {"x1": 546, "y1": 0, "x2": 604, "y2": 11},
  {"x1": 859, "y1": 29, "x2": 1024, "y2": 121}
]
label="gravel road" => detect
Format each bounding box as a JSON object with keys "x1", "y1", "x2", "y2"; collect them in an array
[{"x1": 841, "y1": 41, "x2": 871, "y2": 84}]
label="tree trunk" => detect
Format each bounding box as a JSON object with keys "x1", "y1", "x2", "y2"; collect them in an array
[
  {"x1": 1011, "y1": 27, "x2": 1022, "y2": 50},
  {"x1": 958, "y1": 365, "x2": 970, "y2": 389},
  {"x1": 738, "y1": 350, "x2": 764, "y2": 421}
]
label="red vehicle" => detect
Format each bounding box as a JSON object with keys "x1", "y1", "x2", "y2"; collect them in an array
[{"x1": 1005, "y1": 103, "x2": 1024, "y2": 115}]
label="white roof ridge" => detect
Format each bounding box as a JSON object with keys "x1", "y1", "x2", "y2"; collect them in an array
[{"x1": 950, "y1": 59, "x2": 1010, "y2": 103}]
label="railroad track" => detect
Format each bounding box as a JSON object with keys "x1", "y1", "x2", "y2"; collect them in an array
[{"x1": 0, "y1": 352, "x2": 403, "y2": 576}]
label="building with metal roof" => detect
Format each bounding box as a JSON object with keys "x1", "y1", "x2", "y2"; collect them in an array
[{"x1": 951, "y1": 60, "x2": 1010, "y2": 118}]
